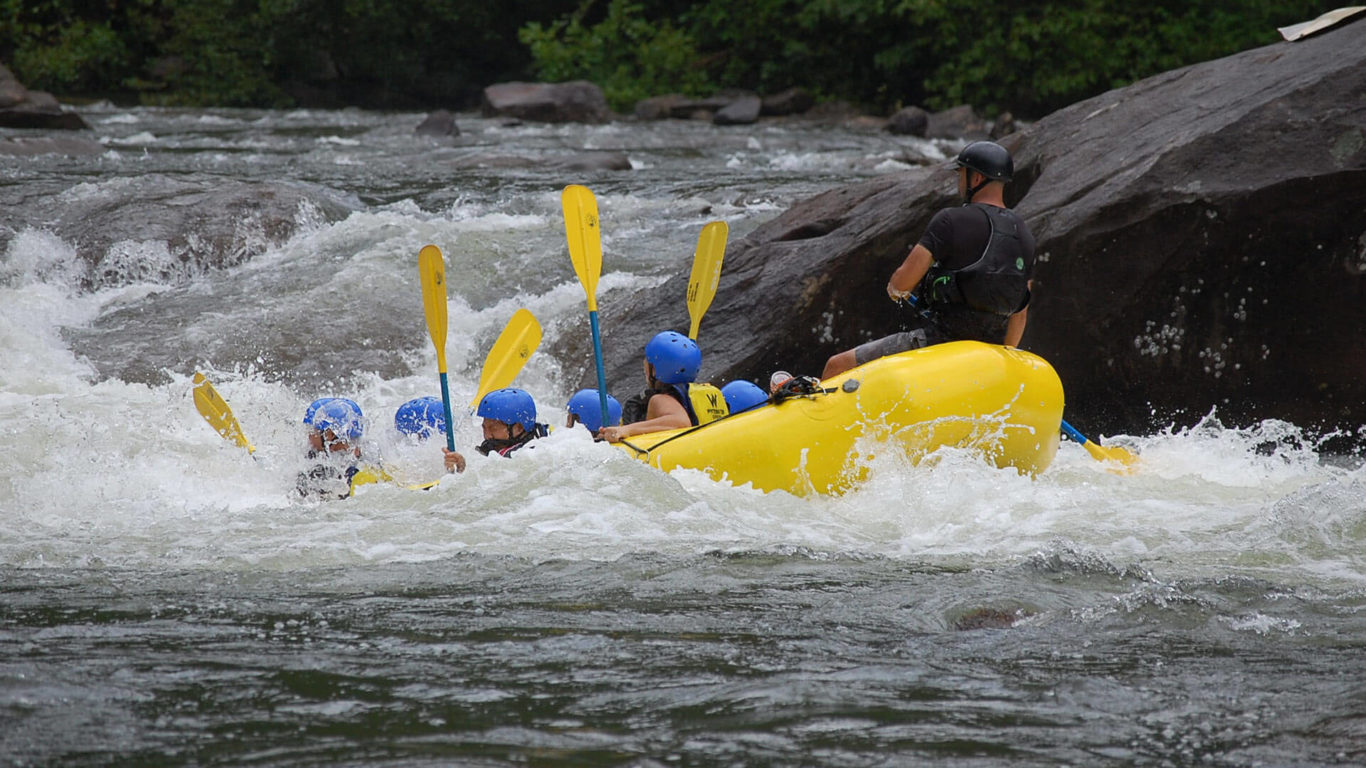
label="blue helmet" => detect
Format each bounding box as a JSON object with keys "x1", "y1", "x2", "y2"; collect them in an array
[
  {"x1": 477, "y1": 388, "x2": 537, "y2": 430},
  {"x1": 645, "y1": 331, "x2": 701, "y2": 384},
  {"x1": 311, "y1": 398, "x2": 364, "y2": 441},
  {"x1": 721, "y1": 380, "x2": 768, "y2": 413},
  {"x1": 395, "y1": 396, "x2": 446, "y2": 439},
  {"x1": 303, "y1": 397, "x2": 337, "y2": 426},
  {"x1": 566, "y1": 388, "x2": 622, "y2": 433}
]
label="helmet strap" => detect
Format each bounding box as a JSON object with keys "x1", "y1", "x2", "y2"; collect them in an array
[{"x1": 963, "y1": 171, "x2": 989, "y2": 204}]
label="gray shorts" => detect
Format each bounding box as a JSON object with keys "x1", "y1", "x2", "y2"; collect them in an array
[{"x1": 853, "y1": 329, "x2": 932, "y2": 365}]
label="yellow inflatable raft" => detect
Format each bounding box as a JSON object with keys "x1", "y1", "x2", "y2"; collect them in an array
[{"x1": 615, "y1": 341, "x2": 1064, "y2": 495}]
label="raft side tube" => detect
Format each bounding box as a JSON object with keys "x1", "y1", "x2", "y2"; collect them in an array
[{"x1": 617, "y1": 341, "x2": 1064, "y2": 495}]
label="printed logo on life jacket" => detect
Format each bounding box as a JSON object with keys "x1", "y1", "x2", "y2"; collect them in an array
[
  {"x1": 1015, "y1": 257, "x2": 1025, "y2": 270},
  {"x1": 687, "y1": 383, "x2": 730, "y2": 425}
]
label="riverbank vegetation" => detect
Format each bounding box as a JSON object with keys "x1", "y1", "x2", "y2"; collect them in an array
[{"x1": 1, "y1": 0, "x2": 1332, "y2": 117}]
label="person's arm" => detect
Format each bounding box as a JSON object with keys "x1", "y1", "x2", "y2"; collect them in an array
[
  {"x1": 599, "y1": 393, "x2": 691, "y2": 442},
  {"x1": 887, "y1": 244, "x2": 934, "y2": 300},
  {"x1": 1004, "y1": 307, "x2": 1027, "y2": 347},
  {"x1": 1003, "y1": 279, "x2": 1033, "y2": 347}
]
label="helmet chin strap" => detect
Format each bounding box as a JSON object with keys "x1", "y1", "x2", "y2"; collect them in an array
[{"x1": 963, "y1": 171, "x2": 989, "y2": 204}]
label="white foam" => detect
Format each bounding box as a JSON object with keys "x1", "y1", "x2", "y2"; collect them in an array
[{"x1": 3, "y1": 107, "x2": 1361, "y2": 590}]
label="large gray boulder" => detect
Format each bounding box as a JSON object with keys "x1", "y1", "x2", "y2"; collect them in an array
[
  {"x1": 886, "y1": 106, "x2": 929, "y2": 136},
  {"x1": 560, "y1": 18, "x2": 1366, "y2": 438},
  {"x1": 633, "y1": 91, "x2": 759, "y2": 121},
  {"x1": 760, "y1": 87, "x2": 814, "y2": 117},
  {"x1": 0, "y1": 63, "x2": 90, "y2": 130},
  {"x1": 713, "y1": 95, "x2": 761, "y2": 126},
  {"x1": 481, "y1": 81, "x2": 612, "y2": 123}
]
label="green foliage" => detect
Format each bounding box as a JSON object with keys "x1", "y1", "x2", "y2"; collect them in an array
[
  {"x1": 0, "y1": 0, "x2": 1343, "y2": 114},
  {"x1": 904, "y1": 0, "x2": 1331, "y2": 115},
  {"x1": 11, "y1": 19, "x2": 127, "y2": 93},
  {"x1": 1, "y1": 0, "x2": 581, "y2": 107},
  {"x1": 520, "y1": 0, "x2": 710, "y2": 111},
  {"x1": 137, "y1": 0, "x2": 286, "y2": 106},
  {"x1": 522, "y1": 0, "x2": 1338, "y2": 117},
  {"x1": 1, "y1": 0, "x2": 130, "y2": 95}
]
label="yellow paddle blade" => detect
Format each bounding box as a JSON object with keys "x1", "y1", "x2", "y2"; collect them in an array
[
  {"x1": 418, "y1": 244, "x2": 449, "y2": 373},
  {"x1": 192, "y1": 372, "x2": 255, "y2": 454},
  {"x1": 1061, "y1": 418, "x2": 1139, "y2": 473},
  {"x1": 1083, "y1": 440, "x2": 1141, "y2": 472},
  {"x1": 472, "y1": 308, "x2": 543, "y2": 408},
  {"x1": 686, "y1": 220, "x2": 728, "y2": 340},
  {"x1": 561, "y1": 185, "x2": 602, "y2": 311}
]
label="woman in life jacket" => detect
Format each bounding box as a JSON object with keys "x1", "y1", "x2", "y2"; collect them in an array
[
  {"x1": 442, "y1": 388, "x2": 549, "y2": 472},
  {"x1": 599, "y1": 331, "x2": 728, "y2": 443}
]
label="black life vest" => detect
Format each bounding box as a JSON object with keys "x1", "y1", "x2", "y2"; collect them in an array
[
  {"x1": 920, "y1": 204, "x2": 1031, "y2": 317},
  {"x1": 297, "y1": 455, "x2": 366, "y2": 500}
]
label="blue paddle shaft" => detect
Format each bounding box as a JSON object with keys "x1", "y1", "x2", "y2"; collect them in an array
[
  {"x1": 438, "y1": 371, "x2": 456, "y2": 452},
  {"x1": 589, "y1": 310, "x2": 609, "y2": 429},
  {"x1": 1059, "y1": 419, "x2": 1086, "y2": 445}
]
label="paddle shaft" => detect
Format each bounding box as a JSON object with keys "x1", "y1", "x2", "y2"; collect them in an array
[
  {"x1": 439, "y1": 372, "x2": 456, "y2": 452},
  {"x1": 1059, "y1": 419, "x2": 1087, "y2": 445},
  {"x1": 589, "y1": 310, "x2": 610, "y2": 428}
]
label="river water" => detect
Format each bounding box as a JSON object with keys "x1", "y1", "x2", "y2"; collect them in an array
[{"x1": 2, "y1": 106, "x2": 1363, "y2": 766}]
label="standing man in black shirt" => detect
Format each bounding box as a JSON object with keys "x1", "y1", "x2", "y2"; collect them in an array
[{"x1": 822, "y1": 141, "x2": 1036, "y2": 379}]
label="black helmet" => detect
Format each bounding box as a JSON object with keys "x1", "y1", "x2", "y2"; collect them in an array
[{"x1": 953, "y1": 141, "x2": 1013, "y2": 182}]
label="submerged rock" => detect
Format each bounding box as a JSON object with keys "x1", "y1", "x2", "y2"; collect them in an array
[
  {"x1": 443, "y1": 151, "x2": 631, "y2": 172},
  {"x1": 0, "y1": 135, "x2": 103, "y2": 156},
  {"x1": 415, "y1": 110, "x2": 458, "y2": 137},
  {"x1": 41, "y1": 175, "x2": 354, "y2": 291},
  {"x1": 562, "y1": 19, "x2": 1366, "y2": 437}
]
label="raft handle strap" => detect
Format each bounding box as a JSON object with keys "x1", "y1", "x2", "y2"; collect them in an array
[{"x1": 769, "y1": 375, "x2": 834, "y2": 405}]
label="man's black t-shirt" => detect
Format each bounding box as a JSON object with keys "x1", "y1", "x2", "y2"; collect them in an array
[
  {"x1": 912, "y1": 203, "x2": 1036, "y2": 342},
  {"x1": 918, "y1": 203, "x2": 1036, "y2": 279}
]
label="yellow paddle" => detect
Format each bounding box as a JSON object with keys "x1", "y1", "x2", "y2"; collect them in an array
[
  {"x1": 472, "y1": 307, "x2": 543, "y2": 409},
  {"x1": 419, "y1": 243, "x2": 543, "y2": 449},
  {"x1": 562, "y1": 184, "x2": 612, "y2": 430},
  {"x1": 1060, "y1": 419, "x2": 1140, "y2": 470},
  {"x1": 418, "y1": 244, "x2": 459, "y2": 453},
  {"x1": 686, "y1": 221, "x2": 728, "y2": 340},
  {"x1": 192, "y1": 372, "x2": 255, "y2": 455}
]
